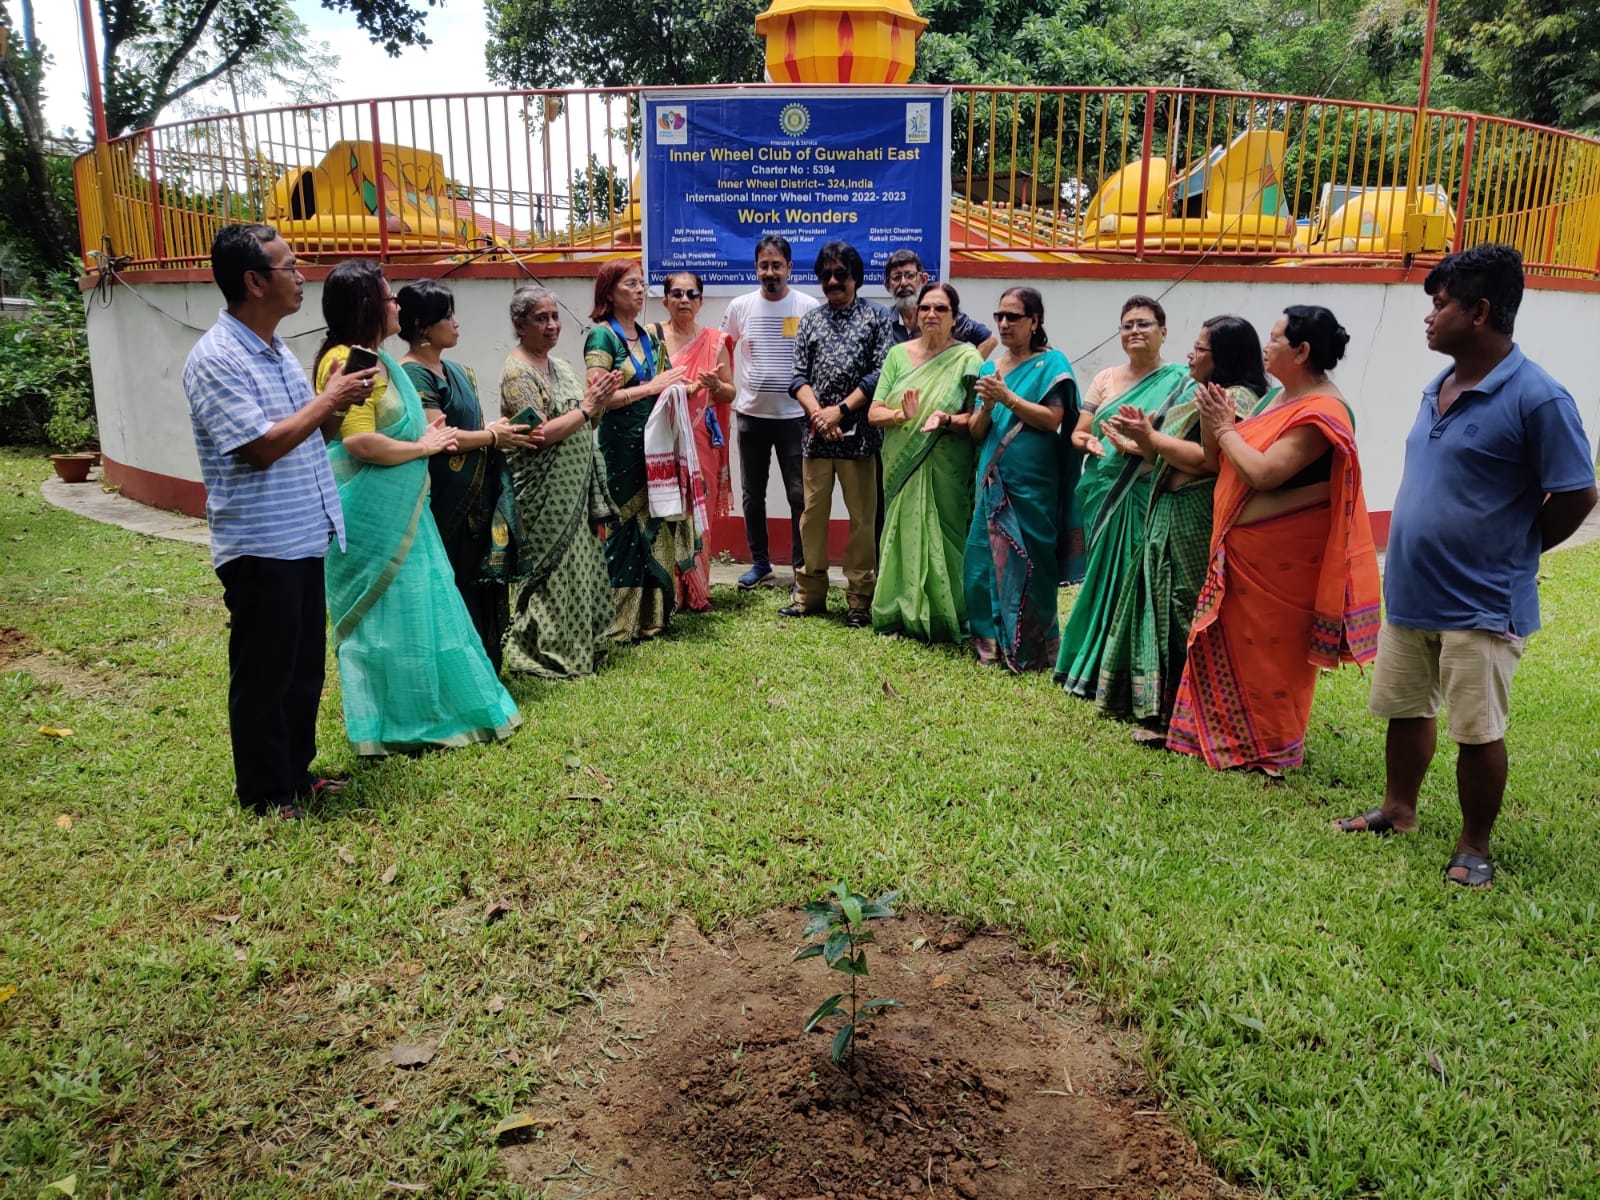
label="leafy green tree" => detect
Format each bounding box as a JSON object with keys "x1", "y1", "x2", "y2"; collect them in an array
[
  {"x1": 0, "y1": 0, "x2": 78, "y2": 275},
  {"x1": 1431, "y1": 0, "x2": 1600, "y2": 133},
  {"x1": 486, "y1": 0, "x2": 764, "y2": 89},
  {"x1": 569, "y1": 154, "x2": 629, "y2": 224}
]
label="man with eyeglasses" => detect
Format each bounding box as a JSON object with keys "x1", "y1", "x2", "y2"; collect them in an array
[
  {"x1": 720, "y1": 234, "x2": 818, "y2": 588},
  {"x1": 878, "y1": 249, "x2": 996, "y2": 357},
  {"x1": 183, "y1": 223, "x2": 375, "y2": 821},
  {"x1": 783, "y1": 240, "x2": 893, "y2": 625}
]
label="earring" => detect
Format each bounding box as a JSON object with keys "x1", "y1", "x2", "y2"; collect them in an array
[{"x1": 420, "y1": 338, "x2": 431, "y2": 348}]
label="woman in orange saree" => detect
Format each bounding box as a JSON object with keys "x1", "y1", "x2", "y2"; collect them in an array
[
  {"x1": 650, "y1": 270, "x2": 734, "y2": 611},
  {"x1": 1165, "y1": 306, "x2": 1381, "y2": 774}
]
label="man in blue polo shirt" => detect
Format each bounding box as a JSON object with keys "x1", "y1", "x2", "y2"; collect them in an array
[
  {"x1": 1334, "y1": 244, "x2": 1596, "y2": 887},
  {"x1": 184, "y1": 224, "x2": 376, "y2": 820}
]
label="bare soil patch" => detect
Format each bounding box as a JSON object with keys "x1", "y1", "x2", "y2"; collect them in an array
[
  {"x1": 504, "y1": 910, "x2": 1240, "y2": 1199},
  {"x1": 0, "y1": 626, "x2": 120, "y2": 699}
]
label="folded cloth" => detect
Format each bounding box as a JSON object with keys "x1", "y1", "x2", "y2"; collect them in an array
[{"x1": 644, "y1": 383, "x2": 709, "y2": 535}]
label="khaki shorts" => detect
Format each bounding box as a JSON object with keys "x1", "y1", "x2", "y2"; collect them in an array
[{"x1": 1368, "y1": 624, "x2": 1525, "y2": 744}]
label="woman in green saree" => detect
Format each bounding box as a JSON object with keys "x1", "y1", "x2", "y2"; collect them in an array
[
  {"x1": 314, "y1": 261, "x2": 520, "y2": 756},
  {"x1": 499, "y1": 286, "x2": 620, "y2": 679},
  {"x1": 396, "y1": 280, "x2": 528, "y2": 671},
  {"x1": 867, "y1": 282, "x2": 983, "y2": 642},
  {"x1": 1095, "y1": 315, "x2": 1271, "y2": 728},
  {"x1": 582, "y1": 259, "x2": 692, "y2": 642},
  {"x1": 1054, "y1": 295, "x2": 1191, "y2": 697},
  {"x1": 962, "y1": 286, "x2": 1079, "y2": 672}
]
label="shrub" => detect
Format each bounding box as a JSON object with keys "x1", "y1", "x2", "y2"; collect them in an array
[{"x1": 0, "y1": 273, "x2": 95, "y2": 449}]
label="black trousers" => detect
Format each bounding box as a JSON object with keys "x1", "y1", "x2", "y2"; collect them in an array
[
  {"x1": 736, "y1": 413, "x2": 807, "y2": 569},
  {"x1": 215, "y1": 555, "x2": 327, "y2": 809}
]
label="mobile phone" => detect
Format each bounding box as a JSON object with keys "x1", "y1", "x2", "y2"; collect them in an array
[
  {"x1": 510, "y1": 405, "x2": 544, "y2": 430},
  {"x1": 342, "y1": 345, "x2": 380, "y2": 375}
]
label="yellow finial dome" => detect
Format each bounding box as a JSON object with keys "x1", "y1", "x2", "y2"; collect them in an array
[{"x1": 754, "y1": 0, "x2": 928, "y2": 84}]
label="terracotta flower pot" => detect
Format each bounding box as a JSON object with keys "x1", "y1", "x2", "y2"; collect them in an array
[{"x1": 50, "y1": 453, "x2": 96, "y2": 484}]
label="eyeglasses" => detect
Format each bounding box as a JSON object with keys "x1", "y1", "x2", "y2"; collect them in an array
[
  {"x1": 1120, "y1": 319, "x2": 1158, "y2": 332},
  {"x1": 918, "y1": 303, "x2": 951, "y2": 314},
  {"x1": 818, "y1": 267, "x2": 852, "y2": 284},
  {"x1": 888, "y1": 271, "x2": 922, "y2": 284},
  {"x1": 617, "y1": 278, "x2": 647, "y2": 291},
  {"x1": 667, "y1": 288, "x2": 702, "y2": 300},
  {"x1": 381, "y1": 294, "x2": 399, "y2": 306},
  {"x1": 1191, "y1": 342, "x2": 1211, "y2": 354},
  {"x1": 992, "y1": 311, "x2": 1028, "y2": 324},
  {"x1": 257, "y1": 262, "x2": 302, "y2": 275}
]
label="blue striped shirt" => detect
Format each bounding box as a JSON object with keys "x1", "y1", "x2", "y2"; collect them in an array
[{"x1": 184, "y1": 310, "x2": 344, "y2": 568}]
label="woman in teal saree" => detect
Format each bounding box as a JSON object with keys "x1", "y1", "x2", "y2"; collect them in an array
[
  {"x1": 1095, "y1": 315, "x2": 1271, "y2": 726},
  {"x1": 397, "y1": 280, "x2": 527, "y2": 671},
  {"x1": 315, "y1": 261, "x2": 520, "y2": 756},
  {"x1": 1054, "y1": 296, "x2": 1190, "y2": 697},
  {"x1": 868, "y1": 282, "x2": 983, "y2": 642},
  {"x1": 583, "y1": 259, "x2": 692, "y2": 642},
  {"x1": 962, "y1": 287, "x2": 1079, "y2": 672}
]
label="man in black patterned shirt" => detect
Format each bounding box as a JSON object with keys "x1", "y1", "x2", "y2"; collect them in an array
[{"x1": 781, "y1": 241, "x2": 892, "y2": 625}]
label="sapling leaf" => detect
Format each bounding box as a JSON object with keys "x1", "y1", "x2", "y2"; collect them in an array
[
  {"x1": 823, "y1": 931, "x2": 851, "y2": 966},
  {"x1": 854, "y1": 930, "x2": 876, "y2": 946},
  {"x1": 802, "y1": 912, "x2": 835, "y2": 937},
  {"x1": 874, "y1": 890, "x2": 901, "y2": 909},
  {"x1": 860, "y1": 998, "x2": 904, "y2": 1013},
  {"x1": 830, "y1": 1023, "x2": 855, "y2": 1065},
  {"x1": 803, "y1": 994, "x2": 845, "y2": 1033},
  {"x1": 833, "y1": 950, "x2": 869, "y2": 977},
  {"x1": 803, "y1": 900, "x2": 835, "y2": 916},
  {"x1": 858, "y1": 903, "x2": 894, "y2": 919},
  {"x1": 830, "y1": 882, "x2": 851, "y2": 903},
  {"x1": 793, "y1": 944, "x2": 825, "y2": 962},
  {"x1": 840, "y1": 894, "x2": 863, "y2": 929}
]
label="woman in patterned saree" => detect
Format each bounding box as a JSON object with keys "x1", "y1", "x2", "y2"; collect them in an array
[
  {"x1": 583, "y1": 260, "x2": 691, "y2": 642},
  {"x1": 962, "y1": 286, "x2": 1079, "y2": 671},
  {"x1": 648, "y1": 270, "x2": 734, "y2": 611},
  {"x1": 1166, "y1": 305, "x2": 1380, "y2": 775},
  {"x1": 1054, "y1": 296, "x2": 1191, "y2": 697},
  {"x1": 867, "y1": 281, "x2": 984, "y2": 642},
  {"x1": 314, "y1": 261, "x2": 520, "y2": 756},
  {"x1": 396, "y1": 280, "x2": 527, "y2": 670},
  {"x1": 499, "y1": 287, "x2": 619, "y2": 679},
  {"x1": 1094, "y1": 315, "x2": 1270, "y2": 728}
]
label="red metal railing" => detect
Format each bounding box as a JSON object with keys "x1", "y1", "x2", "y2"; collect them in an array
[{"x1": 71, "y1": 84, "x2": 1600, "y2": 278}]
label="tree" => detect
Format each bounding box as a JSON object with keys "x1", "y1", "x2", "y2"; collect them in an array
[
  {"x1": 98, "y1": 0, "x2": 436, "y2": 136},
  {"x1": 0, "y1": 0, "x2": 78, "y2": 275},
  {"x1": 1431, "y1": 0, "x2": 1600, "y2": 133},
  {"x1": 485, "y1": 0, "x2": 764, "y2": 89},
  {"x1": 569, "y1": 153, "x2": 629, "y2": 224}
]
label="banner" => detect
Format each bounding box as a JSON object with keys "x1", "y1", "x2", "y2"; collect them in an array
[{"x1": 641, "y1": 88, "x2": 951, "y2": 295}]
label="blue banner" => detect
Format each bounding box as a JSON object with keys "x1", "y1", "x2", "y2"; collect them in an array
[{"x1": 641, "y1": 88, "x2": 950, "y2": 295}]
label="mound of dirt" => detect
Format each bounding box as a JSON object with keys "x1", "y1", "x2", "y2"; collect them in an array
[{"x1": 503, "y1": 910, "x2": 1238, "y2": 1199}]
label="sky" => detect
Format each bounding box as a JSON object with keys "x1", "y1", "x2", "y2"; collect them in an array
[{"x1": 34, "y1": 0, "x2": 497, "y2": 137}]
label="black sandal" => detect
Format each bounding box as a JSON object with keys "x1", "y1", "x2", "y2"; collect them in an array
[
  {"x1": 1332, "y1": 807, "x2": 1396, "y2": 835},
  {"x1": 1444, "y1": 852, "x2": 1494, "y2": 888}
]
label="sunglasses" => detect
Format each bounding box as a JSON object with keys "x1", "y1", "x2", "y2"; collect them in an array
[
  {"x1": 918, "y1": 303, "x2": 952, "y2": 314},
  {"x1": 818, "y1": 267, "x2": 852, "y2": 283},
  {"x1": 667, "y1": 288, "x2": 702, "y2": 300},
  {"x1": 992, "y1": 311, "x2": 1029, "y2": 324}
]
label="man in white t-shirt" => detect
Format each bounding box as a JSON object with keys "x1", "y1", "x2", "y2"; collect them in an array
[{"x1": 720, "y1": 235, "x2": 819, "y2": 587}]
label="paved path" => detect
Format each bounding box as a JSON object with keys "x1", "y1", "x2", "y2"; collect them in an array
[{"x1": 40, "y1": 469, "x2": 1600, "y2": 576}]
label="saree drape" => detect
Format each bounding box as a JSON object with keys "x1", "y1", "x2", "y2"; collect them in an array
[
  {"x1": 1054, "y1": 362, "x2": 1191, "y2": 696},
  {"x1": 499, "y1": 354, "x2": 617, "y2": 679},
  {"x1": 1095, "y1": 383, "x2": 1260, "y2": 723},
  {"x1": 650, "y1": 323, "x2": 732, "y2": 611},
  {"x1": 1166, "y1": 394, "x2": 1380, "y2": 772},
  {"x1": 320, "y1": 347, "x2": 520, "y2": 755},
  {"x1": 871, "y1": 341, "x2": 983, "y2": 641},
  {"x1": 401, "y1": 359, "x2": 523, "y2": 670},
  {"x1": 961, "y1": 348, "x2": 1079, "y2": 671},
  {"x1": 584, "y1": 323, "x2": 694, "y2": 641}
]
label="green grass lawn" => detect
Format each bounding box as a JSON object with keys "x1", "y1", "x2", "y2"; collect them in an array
[{"x1": 3, "y1": 445, "x2": 1598, "y2": 1199}]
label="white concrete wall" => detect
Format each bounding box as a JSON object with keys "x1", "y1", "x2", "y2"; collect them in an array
[{"x1": 89, "y1": 273, "x2": 1600, "y2": 527}]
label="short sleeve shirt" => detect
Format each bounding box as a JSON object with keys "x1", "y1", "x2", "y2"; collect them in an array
[
  {"x1": 183, "y1": 311, "x2": 344, "y2": 569},
  {"x1": 789, "y1": 297, "x2": 893, "y2": 460},
  {"x1": 721, "y1": 289, "x2": 817, "y2": 420},
  {"x1": 1384, "y1": 345, "x2": 1595, "y2": 636}
]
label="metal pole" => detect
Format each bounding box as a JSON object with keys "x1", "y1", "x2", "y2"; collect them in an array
[
  {"x1": 75, "y1": 0, "x2": 109, "y2": 143},
  {"x1": 1404, "y1": 0, "x2": 1441, "y2": 222}
]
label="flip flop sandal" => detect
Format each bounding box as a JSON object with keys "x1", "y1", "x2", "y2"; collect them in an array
[
  {"x1": 1332, "y1": 807, "x2": 1396, "y2": 835},
  {"x1": 303, "y1": 777, "x2": 348, "y2": 802},
  {"x1": 1444, "y1": 852, "x2": 1494, "y2": 888}
]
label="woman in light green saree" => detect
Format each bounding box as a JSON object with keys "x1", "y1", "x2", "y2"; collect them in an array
[
  {"x1": 868, "y1": 282, "x2": 983, "y2": 642},
  {"x1": 1095, "y1": 315, "x2": 1273, "y2": 727},
  {"x1": 1054, "y1": 296, "x2": 1190, "y2": 697},
  {"x1": 315, "y1": 261, "x2": 520, "y2": 756}
]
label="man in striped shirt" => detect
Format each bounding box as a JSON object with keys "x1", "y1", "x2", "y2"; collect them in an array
[
  {"x1": 183, "y1": 224, "x2": 375, "y2": 820},
  {"x1": 721, "y1": 235, "x2": 818, "y2": 588}
]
